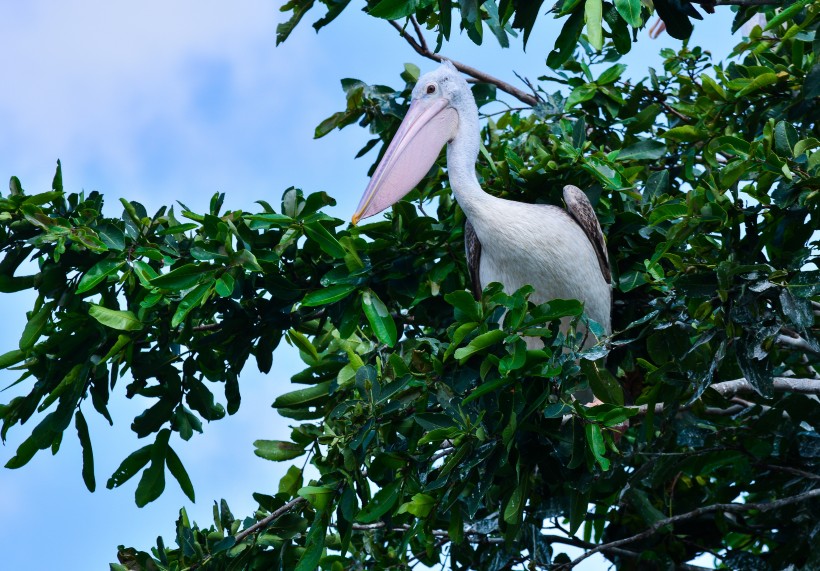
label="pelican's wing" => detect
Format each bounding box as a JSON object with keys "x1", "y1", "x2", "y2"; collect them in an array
[
  {"x1": 563, "y1": 185, "x2": 611, "y2": 284},
  {"x1": 464, "y1": 219, "x2": 483, "y2": 299}
]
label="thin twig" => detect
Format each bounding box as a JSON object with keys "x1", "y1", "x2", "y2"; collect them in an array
[
  {"x1": 387, "y1": 20, "x2": 539, "y2": 107},
  {"x1": 192, "y1": 322, "x2": 221, "y2": 332},
  {"x1": 762, "y1": 463, "x2": 820, "y2": 481},
  {"x1": 562, "y1": 488, "x2": 820, "y2": 568},
  {"x1": 234, "y1": 497, "x2": 305, "y2": 543}
]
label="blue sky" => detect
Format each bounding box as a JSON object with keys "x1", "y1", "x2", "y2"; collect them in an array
[{"x1": 0, "y1": 2, "x2": 739, "y2": 569}]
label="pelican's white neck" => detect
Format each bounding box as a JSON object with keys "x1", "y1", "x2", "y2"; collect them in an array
[{"x1": 445, "y1": 95, "x2": 492, "y2": 220}]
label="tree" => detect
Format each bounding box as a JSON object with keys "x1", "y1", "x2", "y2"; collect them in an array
[{"x1": 1, "y1": 0, "x2": 818, "y2": 568}]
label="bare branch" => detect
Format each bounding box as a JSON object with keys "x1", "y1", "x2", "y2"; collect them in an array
[
  {"x1": 711, "y1": 377, "x2": 820, "y2": 396},
  {"x1": 777, "y1": 333, "x2": 820, "y2": 356},
  {"x1": 387, "y1": 20, "x2": 539, "y2": 107},
  {"x1": 563, "y1": 488, "x2": 820, "y2": 568},
  {"x1": 409, "y1": 15, "x2": 428, "y2": 53},
  {"x1": 558, "y1": 376, "x2": 820, "y2": 425},
  {"x1": 234, "y1": 496, "x2": 305, "y2": 543}
]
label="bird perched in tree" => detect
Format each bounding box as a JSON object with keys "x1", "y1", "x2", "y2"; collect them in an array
[{"x1": 352, "y1": 61, "x2": 611, "y2": 346}]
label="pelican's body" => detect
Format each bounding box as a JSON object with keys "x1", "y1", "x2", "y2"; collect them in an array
[
  {"x1": 354, "y1": 62, "x2": 611, "y2": 338},
  {"x1": 465, "y1": 199, "x2": 611, "y2": 334}
]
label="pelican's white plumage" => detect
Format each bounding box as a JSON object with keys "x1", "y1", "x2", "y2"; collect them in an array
[{"x1": 353, "y1": 62, "x2": 611, "y2": 338}]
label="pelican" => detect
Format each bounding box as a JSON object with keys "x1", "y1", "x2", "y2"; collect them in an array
[{"x1": 352, "y1": 62, "x2": 611, "y2": 343}]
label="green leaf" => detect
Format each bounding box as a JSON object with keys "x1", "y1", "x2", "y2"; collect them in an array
[
  {"x1": 135, "y1": 429, "x2": 170, "y2": 507},
  {"x1": 245, "y1": 212, "x2": 295, "y2": 228},
  {"x1": 295, "y1": 507, "x2": 329, "y2": 571},
  {"x1": 362, "y1": 289, "x2": 397, "y2": 346},
  {"x1": 304, "y1": 221, "x2": 346, "y2": 258},
  {"x1": 0, "y1": 348, "x2": 25, "y2": 369},
  {"x1": 644, "y1": 170, "x2": 669, "y2": 201},
  {"x1": 454, "y1": 329, "x2": 506, "y2": 361},
  {"x1": 76, "y1": 259, "x2": 124, "y2": 294},
  {"x1": 132, "y1": 260, "x2": 159, "y2": 286},
  {"x1": 302, "y1": 284, "x2": 357, "y2": 307},
  {"x1": 614, "y1": 0, "x2": 641, "y2": 28},
  {"x1": 736, "y1": 72, "x2": 778, "y2": 97},
  {"x1": 397, "y1": 493, "x2": 436, "y2": 518},
  {"x1": 107, "y1": 445, "x2": 152, "y2": 489},
  {"x1": 764, "y1": 0, "x2": 812, "y2": 31},
  {"x1": 662, "y1": 125, "x2": 705, "y2": 143},
  {"x1": 580, "y1": 360, "x2": 624, "y2": 405},
  {"x1": 774, "y1": 121, "x2": 799, "y2": 157},
  {"x1": 503, "y1": 482, "x2": 524, "y2": 524},
  {"x1": 272, "y1": 380, "x2": 332, "y2": 408},
  {"x1": 547, "y1": 7, "x2": 585, "y2": 69},
  {"x1": 596, "y1": 63, "x2": 626, "y2": 85},
  {"x1": 585, "y1": 423, "x2": 610, "y2": 470},
  {"x1": 297, "y1": 485, "x2": 335, "y2": 510},
  {"x1": 584, "y1": 0, "x2": 603, "y2": 51},
  {"x1": 254, "y1": 439, "x2": 307, "y2": 462},
  {"x1": 150, "y1": 264, "x2": 213, "y2": 290},
  {"x1": 97, "y1": 223, "x2": 126, "y2": 251},
  {"x1": 444, "y1": 290, "x2": 481, "y2": 322},
  {"x1": 215, "y1": 273, "x2": 235, "y2": 298},
  {"x1": 287, "y1": 328, "x2": 321, "y2": 363},
  {"x1": 649, "y1": 203, "x2": 687, "y2": 225},
  {"x1": 790, "y1": 271, "x2": 820, "y2": 298},
  {"x1": 368, "y1": 0, "x2": 417, "y2": 19},
  {"x1": 462, "y1": 376, "x2": 511, "y2": 405},
  {"x1": 165, "y1": 445, "x2": 195, "y2": 502},
  {"x1": 566, "y1": 84, "x2": 597, "y2": 108},
  {"x1": 171, "y1": 282, "x2": 212, "y2": 327},
  {"x1": 75, "y1": 410, "x2": 95, "y2": 492},
  {"x1": 618, "y1": 139, "x2": 666, "y2": 161},
  {"x1": 19, "y1": 302, "x2": 51, "y2": 350},
  {"x1": 357, "y1": 480, "x2": 401, "y2": 523},
  {"x1": 89, "y1": 305, "x2": 143, "y2": 331}
]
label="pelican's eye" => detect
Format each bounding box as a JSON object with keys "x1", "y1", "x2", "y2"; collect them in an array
[{"x1": 425, "y1": 84, "x2": 436, "y2": 95}]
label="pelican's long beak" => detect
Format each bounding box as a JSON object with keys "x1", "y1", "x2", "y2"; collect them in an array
[{"x1": 352, "y1": 96, "x2": 458, "y2": 224}]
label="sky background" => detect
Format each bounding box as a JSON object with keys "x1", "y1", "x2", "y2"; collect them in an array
[{"x1": 0, "y1": 2, "x2": 738, "y2": 569}]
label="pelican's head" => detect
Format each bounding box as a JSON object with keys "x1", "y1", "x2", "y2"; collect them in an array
[{"x1": 352, "y1": 61, "x2": 475, "y2": 224}]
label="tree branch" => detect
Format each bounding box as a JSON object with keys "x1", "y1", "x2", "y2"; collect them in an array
[
  {"x1": 387, "y1": 20, "x2": 539, "y2": 107},
  {"x1": 559, "y1": 376, "x2": 820, "y2": 425},
  {"x1": 711, "y1": 377, "x2": 820, "y2": 396},
  {"x1": 777, "y1": 333, "x2": 820, "y2": 356},
  {"x1": 563, "y1": 488, "x2": 820, "y2": 568},
  {"x1": 234, "y1": 496, "x2": 305, "y2": 543}
]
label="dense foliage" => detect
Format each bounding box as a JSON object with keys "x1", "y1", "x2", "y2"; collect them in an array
[{"x1": 1, "y1": 1, "x2": 819, "y2": 569}]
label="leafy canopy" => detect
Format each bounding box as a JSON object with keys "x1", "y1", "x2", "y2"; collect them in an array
[{"x1": 1, "y1": 1, "x2": 819, "y2": 569}]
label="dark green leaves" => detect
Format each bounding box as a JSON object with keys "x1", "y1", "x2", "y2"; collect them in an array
[
  {"x1": 368, "y1": 0, "x2": 418, "y2": 20},
  {"x1": 135, "y1": 429, "x2": 169, "y2": 507},
  {"x1": 107, "y1": 446, "x2": 152, "y2": 490},
  {"x1": 75, "y1": 410, "x2": 95, "y2": 492}
]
